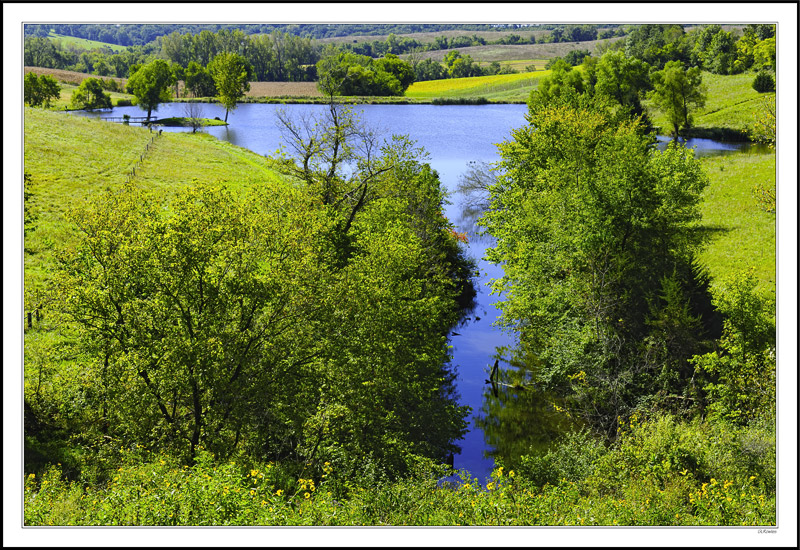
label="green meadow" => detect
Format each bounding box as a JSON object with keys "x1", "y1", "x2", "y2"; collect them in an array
[
  {"x1": 23, "y1": 107, "x2": 284, "y2": 290},
  {"x1": 48, "y1": 31, "x2": 127, "y2": 52},
  {"x1": 645, "y1": 71, "x2": 775, "y2": 139},
  {"x1": 697, "y1": 151, "x2": 776, "y2": 299}
]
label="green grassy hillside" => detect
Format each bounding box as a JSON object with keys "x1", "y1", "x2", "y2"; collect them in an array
[
  {"x1": 645, "y1": 72, "x2": 774, "y2": 139},
  {"x1": 48, "y1": 31, "x2": 127, "y2": 52},
  {"x1": 697, "y1": 151, "x2": 776, "y2": 298},
  {"x1": 23, "y1": 108, "x2": 284, "y2": 286}
]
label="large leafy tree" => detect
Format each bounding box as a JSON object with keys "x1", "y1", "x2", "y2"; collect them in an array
[
  {"x1": 184, "y1": 61, "x2": 217, "y2": 98},
  {"x1": 593, "y1": 50, "x2": 652, "y2": 117},
  {"x1": 650, "y1": 60, "x2": 707, "y2": 137},
  {"x1": 69, "y1": 77, "x2": 112, "y2": 110},
  {"x1": 207, "y1": 52, "x2": 251, "y2": 122},
  {"x1": 126, "y1": 59, "x2": 174, "y2": 121},
  {"x1": 535, "y1": 59, "x2": 586, "y2": 102},
  {"x1": 56, "y1": 108, "x2": 474, "y2": 475},
  {"x1": 24, "y1": 72, "x2": 60, "y2": 107},
  {"x1": 57, "y1": 182, "x2": 330, "y2": 462},
  {"x1": 316, "y1": 49, "x2": 415, "y2": 98},
  {"x1": 480, "y1": 91, "x2": 712, "y2": 437}
]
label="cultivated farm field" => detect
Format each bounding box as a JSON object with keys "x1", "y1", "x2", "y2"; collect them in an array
[
  {"x1": 245, "y1": 81, "x2": 322, "y2": 98},
  {"x1": 405, "y1": 70, "x2": 550, "y2": 102},
  {"x1": 24, "y1": 66, "x2": 127, "y2": 87},
  {"x1": 405, "y1": 36, "x2": 624, "y2": 64}
]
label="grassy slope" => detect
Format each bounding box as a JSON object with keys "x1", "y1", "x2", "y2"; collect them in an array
[
  {"x1": 644, "y1": 71, "x2": 774, "y2": 139},
  {"x1": 23, "y1": 108, "x2": 289, "y2": 458},
  {"x1": 698, "y1": 151, "x2": 776, "y2": 298},
  {"x1": 48, "y1": 32, "x2": 127, "y2": 52},
  {"x1": 23, "y1": 107, "x2": 284, "y2": 283}
]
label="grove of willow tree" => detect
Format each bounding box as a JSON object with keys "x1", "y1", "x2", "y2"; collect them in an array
[
  {"x1": 479, "y1": 90, "x2": 718, "y2": 440},
  {"x1": 55, "y1": 105, "x2": 475, "y2": 479}
]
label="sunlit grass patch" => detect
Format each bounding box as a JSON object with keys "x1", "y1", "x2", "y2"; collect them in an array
[
  {"x1": 48, "y1": 31, "x2": 127, "y2": 52},
  {"x1": 406, "y1": 70, "x2": 548, "y2": 102},
  {"x1": 697, "y1": 151, "x2": 776, "y2": 298},
  {"x1": 23, "y1": 107, "x2": 284, "y2": 294},
  {"x1": 645, "y1": 71, "x2": 772, "y2": 137}
]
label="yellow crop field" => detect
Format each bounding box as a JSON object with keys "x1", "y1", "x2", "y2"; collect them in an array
[{"x1": 405, "y1": 70, "x2": 550, "y2": 101}]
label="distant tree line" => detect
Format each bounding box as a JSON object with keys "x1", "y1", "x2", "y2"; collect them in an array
[
  {"x1": 24, "y1": 35, "x2": 158, "y2": 77},
  {"x1": 24, "y1": 29, "x2": 319, "y2": 84},
  {"x1": 24, "y1": 23, "x2": 548, "y2": 47}
]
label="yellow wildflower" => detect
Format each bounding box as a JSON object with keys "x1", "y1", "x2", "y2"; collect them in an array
[
  {"x1": 304, "y1": 492, "x2": 310, "y2": 499},
  {"x1": 276, "y1": 489, "x2": 283, "y2": 496}
]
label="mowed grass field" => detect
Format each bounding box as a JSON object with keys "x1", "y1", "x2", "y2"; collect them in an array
[
  {"x1": 316, "y1": 28, "x2": 556, "y2": 46},
  {"x1": 697, "y1": 151, "x2": 776, "y2": 298},
  {"x1": 24, "y1": 66, "x2": 127, "y2": 87}
]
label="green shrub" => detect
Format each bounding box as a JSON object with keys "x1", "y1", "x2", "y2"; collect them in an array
[
  {"x1": 517, "y1": 429, "x2": 606, "y2": 488},
  {"x1": 691, "y1": 270, "x2": 776, "y2": 425},
  {"x1": 431, "y1": 97, "x2": 489, "y2": 105},
  {"x1": 752, "y1": 71, "x2": 775, "y2": 93}
]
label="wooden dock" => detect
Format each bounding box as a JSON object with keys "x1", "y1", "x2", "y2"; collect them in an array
[{"x1": 101, "y1": 116, "x2": 159, "y2": 125}]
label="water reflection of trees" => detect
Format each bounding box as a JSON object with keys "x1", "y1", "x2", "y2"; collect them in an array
[
  {"x1": 454, "y1": 160, "x2": 497, "y2": 244},
  {"x1": 475, "y1": 344, "x2": 580, "y2": 469}
]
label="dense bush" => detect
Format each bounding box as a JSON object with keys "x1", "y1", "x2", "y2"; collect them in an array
[
  {"x1": 24, "y1": 415, "x2": 775, "y2": 526},
  {"x1": 316, "y1": 50, "x2": 415, "y2": 97},
  {"x1": 70, "y1": 77, "x2": 112, "y2": 110},
  {"x1": 752, "y1": 71, "x2": 775, "y2": 93}
]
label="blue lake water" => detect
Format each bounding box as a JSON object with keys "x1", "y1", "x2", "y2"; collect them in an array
[{"x1": 73, "y1": 102, "x2": 768, "y2": 482}]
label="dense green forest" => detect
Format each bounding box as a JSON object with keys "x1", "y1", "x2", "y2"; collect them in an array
[{"x1": 19, "y1": 20, "x2": 784, "y2": 532}]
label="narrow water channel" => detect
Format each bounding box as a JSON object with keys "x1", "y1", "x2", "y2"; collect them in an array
[{"x1": 72, "y1": 102, "x2": 769, "y2": 483}]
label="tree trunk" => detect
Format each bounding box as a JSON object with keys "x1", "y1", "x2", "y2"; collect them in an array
[{"x1": 190, "y1": 379, "x2": 202, "y2": 461}]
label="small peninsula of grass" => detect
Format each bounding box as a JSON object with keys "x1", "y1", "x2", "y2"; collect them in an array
[{"x1": 155, "y1": 116, "x2": 228, "y2": 127}]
